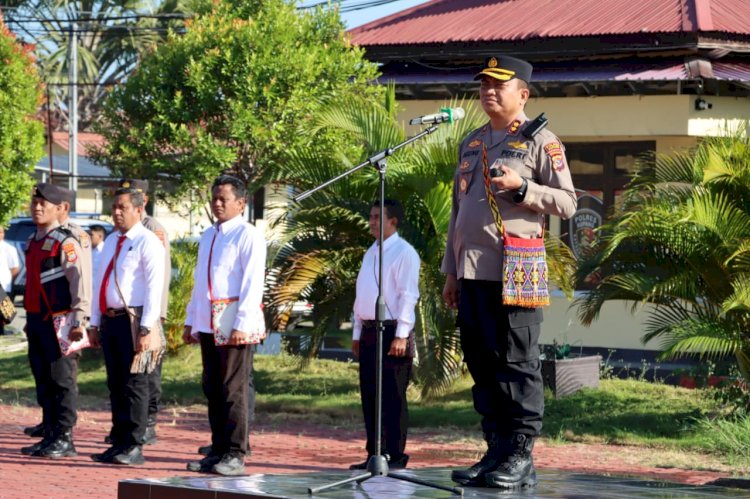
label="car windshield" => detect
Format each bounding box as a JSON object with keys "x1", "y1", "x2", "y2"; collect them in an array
[{"x1": 5, "y1": 222, "x2": 35, "y2": 242}]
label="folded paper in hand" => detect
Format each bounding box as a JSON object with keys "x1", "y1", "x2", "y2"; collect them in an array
[{"x1": 52, "y1": 311, "x2": 90, "y2": 356}]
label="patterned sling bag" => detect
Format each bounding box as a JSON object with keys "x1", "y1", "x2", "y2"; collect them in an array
[{"x1": 482, "y1": 145, "x2": 550, "y2": 308}]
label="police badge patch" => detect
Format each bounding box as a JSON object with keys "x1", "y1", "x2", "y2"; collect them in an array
[
  {"x1": 155, "y1": 230, "x2": 167, "y2": 247},
  {"x1": 62, "y1": 242, "x2": 78, "y2": 263},
  {"x1": 544, "y1": 142, "x2": 566, "y2": 171}
]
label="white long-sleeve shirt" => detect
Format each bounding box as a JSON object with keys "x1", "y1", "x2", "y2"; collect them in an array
[
  {"x1": 0, "y1": 240, "x2": 19, "y2": 293},
  {"x1": 352, "y1": 232, "x2": 420, "y2": 340},
  {"x1": 90, "y1": 221, "x2": 165, "y2": 328},
  {"x1": 185, "y1": 214, "x2": 266, "y2": 335}
]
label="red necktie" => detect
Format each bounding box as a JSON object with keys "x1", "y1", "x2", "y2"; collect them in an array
[{"x1": 99, "y1": 235, "x2": 127, "y2": 314}]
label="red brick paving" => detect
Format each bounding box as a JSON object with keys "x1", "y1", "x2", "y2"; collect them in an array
[{"x1": 0, "y1": 403, "x2": 731, "y2": 499}]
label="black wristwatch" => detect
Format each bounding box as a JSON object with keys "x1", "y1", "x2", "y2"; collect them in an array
[
  {"x1": 513, "y1": 178, "x2": 529, "y2": 203},
  {"x1": 139, "y1": 326, "x2": 151, "y2": 337}
]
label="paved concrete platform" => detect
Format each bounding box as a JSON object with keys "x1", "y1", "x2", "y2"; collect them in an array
[
  {"x1": 120, "y1": 468, "x2": 747, "y2": 498},
  {"x1": 2, "y1": 402, "x2": 742, "y2": 499}
]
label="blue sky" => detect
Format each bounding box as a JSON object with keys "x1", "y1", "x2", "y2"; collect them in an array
[{"x1": 301, "y1": 0, "x2": 431, "y2": 28}]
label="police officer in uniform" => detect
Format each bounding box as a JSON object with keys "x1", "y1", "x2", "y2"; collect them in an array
[
  {"x1": 23, "y1": 189, "x2": 92, "y2": 438},
  {"x1": 21, "y1": 183, "x2": 89, "y2": 459},
  {"x1": 442, "y1": 56, "x2": 576, "y2": 489}
]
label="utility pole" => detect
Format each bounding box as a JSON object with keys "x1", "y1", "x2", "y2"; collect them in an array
[{"x1": 68, "y1": 22, "x2": 78, "y2": 210}]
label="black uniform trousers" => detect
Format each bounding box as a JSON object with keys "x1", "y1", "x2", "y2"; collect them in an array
[
  {"x1": 101, "y1": 314, "x2": 149, "y2": 447},
  {"x1": 457, "y1": 279, "x2": 544, "y2": 437},
  {"x1": 358, "y1": 323, "x2": 412, "y2": 458},
  {"x1": 26, "y1": 312, "x2": 78, "y2": 433},
  {"x1": 199, "y1": 332, "x2": 252, "y2": 457}
]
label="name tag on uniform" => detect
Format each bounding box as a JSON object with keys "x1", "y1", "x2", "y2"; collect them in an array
[{"x1": 500, "y1": 149, "x2": 527, "y2": 160}]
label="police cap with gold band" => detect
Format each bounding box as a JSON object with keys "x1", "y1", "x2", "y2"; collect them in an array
[
  {"x1": 32, "y1": 182, "x2": 68, "y2": 205},
  {"x1": 474, "y1": 55, "x2": 533, "y2": 83},
  {"x1": 118, "y1": 178, "x2": 149, "y2": 194}
]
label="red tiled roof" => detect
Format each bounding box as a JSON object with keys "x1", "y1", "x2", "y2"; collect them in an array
[
  {"x1": 50, "y1": 131, "x2": 106, "y2": 157},
  {"x1": 349, "y1": 0, "x2": 750, "y2": 47}
]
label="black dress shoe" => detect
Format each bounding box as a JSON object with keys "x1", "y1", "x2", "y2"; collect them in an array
[
  {"x1": 187, "y1": 454, "x2": 221, "y2": 472},
  {"x1": 91, "y1": 445, "x2": 122, "y2": 463},
  {"x1": 112, "y1": 445, "x2": 145, "y2": 465},
  {"x1": 198, "y1": 444, "x2": 212, "y2": 456},
  {"x1": 38, "y1": 430, "x2": 77, "y2": 459},
  {"x1": 24, "y1": 423, "x2": 44, "y2": 438},
  {"x1": 388, "y1": 453, "x2": 409, "y2": 469},
  {"x1": 212, "y1": 453, "x2": 246, "y2": 476},
  {"x1": 142, "y1": 425, "x2": 157, "y2": 446}
]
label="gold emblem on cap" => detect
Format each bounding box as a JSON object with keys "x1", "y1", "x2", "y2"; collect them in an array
[
  {"x1": 122, "y1": 181, "x2": 130, "y2": 188},
  {"x1": 488, "y1": 57, "x2": 498, "y2": 68}
]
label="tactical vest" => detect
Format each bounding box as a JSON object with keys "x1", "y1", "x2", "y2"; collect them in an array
[{"x1": 24, "y1": 227, "x2": 74, "y2": 316}]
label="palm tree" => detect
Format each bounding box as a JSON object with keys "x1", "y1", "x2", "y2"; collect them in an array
[
  {"x1": 4, "y1": 0, "x2": 192, "y2": 130},
  {"x1": 267, "y1": 87, "x2": 577, "y2": 396},
  {"x1": 576, "y1": 129, "x2": 750, "y2": 382}
]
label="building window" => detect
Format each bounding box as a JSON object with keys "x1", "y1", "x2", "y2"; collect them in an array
[{"x1": 563, "y1": 141, "x2": 655, "y2": 262}]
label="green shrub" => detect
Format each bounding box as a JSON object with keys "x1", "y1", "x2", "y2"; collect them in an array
[{"x1": 165, "y1": 239, "x2": 198, "y2": 353}]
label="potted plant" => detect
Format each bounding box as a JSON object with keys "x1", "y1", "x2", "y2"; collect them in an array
[{"x1": 541, "y1": 340, "x2": 601, "y2": 397}]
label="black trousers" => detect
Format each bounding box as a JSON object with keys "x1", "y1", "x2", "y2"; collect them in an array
[
  {"x1": 101, "y1": 314, "x2": 149, "y2": 447},
  {"x1": 147, "y1": 358, "x2": 162, "y2": 421},
  {"x1": 358, "y1": 324, "x2": 412, "y2": 458},
  {"x1": 458, "y1": 279, "x2": 544, "y2": 437},
  {"x1": 248, "y1": 346, "x2": 256, "y2": 425},
  {"x1": 26, "y1": 313, "x2": 79, "y2": 432},
  {"x1": 199, "y1": 333, "x2": 252, "y2": 456}
]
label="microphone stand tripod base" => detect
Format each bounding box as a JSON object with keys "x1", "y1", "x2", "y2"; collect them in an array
[{"x1": 307, "y1": 454, "x2": 464, "y2": 496}]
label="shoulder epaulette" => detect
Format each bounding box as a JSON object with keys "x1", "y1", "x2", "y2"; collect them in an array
[{"x1": 51, "y1": 226, "x2": 75, "y2": 243}]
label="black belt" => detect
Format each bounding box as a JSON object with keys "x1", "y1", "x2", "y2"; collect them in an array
[
  {"x1": 104, "y1": 308, "x2": 128, "y2": 318},
  {"x1": 361, "y1": 320, "x2": 397, "y2": 328}
]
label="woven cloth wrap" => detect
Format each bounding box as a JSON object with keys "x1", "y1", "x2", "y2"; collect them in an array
[{"x1": 127, "y1": 306, "x2": 165, "y2": 374}]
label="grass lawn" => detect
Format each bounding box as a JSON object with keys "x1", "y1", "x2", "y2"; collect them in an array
[{"x1": 1, "y1": 340, "x2": 747, "y2": 471}]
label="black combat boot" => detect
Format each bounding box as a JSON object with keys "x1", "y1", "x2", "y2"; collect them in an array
[
  {"x1": 142, "y1": 414, "x2": 157, "y2": 445},
  {"x1": 485, "y1": 433, "x2": 537, "y2": 489},
  {"x1": 38, "y1": 428, "x2": 77, "y2": 459},
  {"x1": 23, "y1": 422, "x2": 44, "y2": 438},
  {"x1": 21, "y1": 427, "x2": 54, "y2": 455},
  {"x1": 451, "y1": 432, "x2": 507, "y2": 486}
]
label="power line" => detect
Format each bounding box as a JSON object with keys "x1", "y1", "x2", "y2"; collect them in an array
[{"x1": 3, "y1": 13, "x2": 191, "y2": 24}]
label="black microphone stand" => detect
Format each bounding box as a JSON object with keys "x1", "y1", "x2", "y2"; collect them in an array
[{"x1": 294, "y1": 124, "x2": 463, "y2": 496}]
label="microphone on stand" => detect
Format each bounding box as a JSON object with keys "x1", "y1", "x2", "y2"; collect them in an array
[{"x1": 409, "y1": 107, "x2": 465, "y2": 125}]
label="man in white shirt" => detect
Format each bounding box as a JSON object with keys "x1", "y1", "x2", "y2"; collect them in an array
[
  {"x1": 88, "y1": 187, "x2": 165, "y2": 466},
  {"x1": 0, "y1": 226, "x2": 20, "y2": 336},
  {"x1": 89, "y1": 225, "x2": 106, "y2": 280},
  {"x1": 350, "y1": 199, "x2": 420, "y2": 471},
  {"x1": 183, "y1": 175, "x2": 266, "y2": 476}
]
